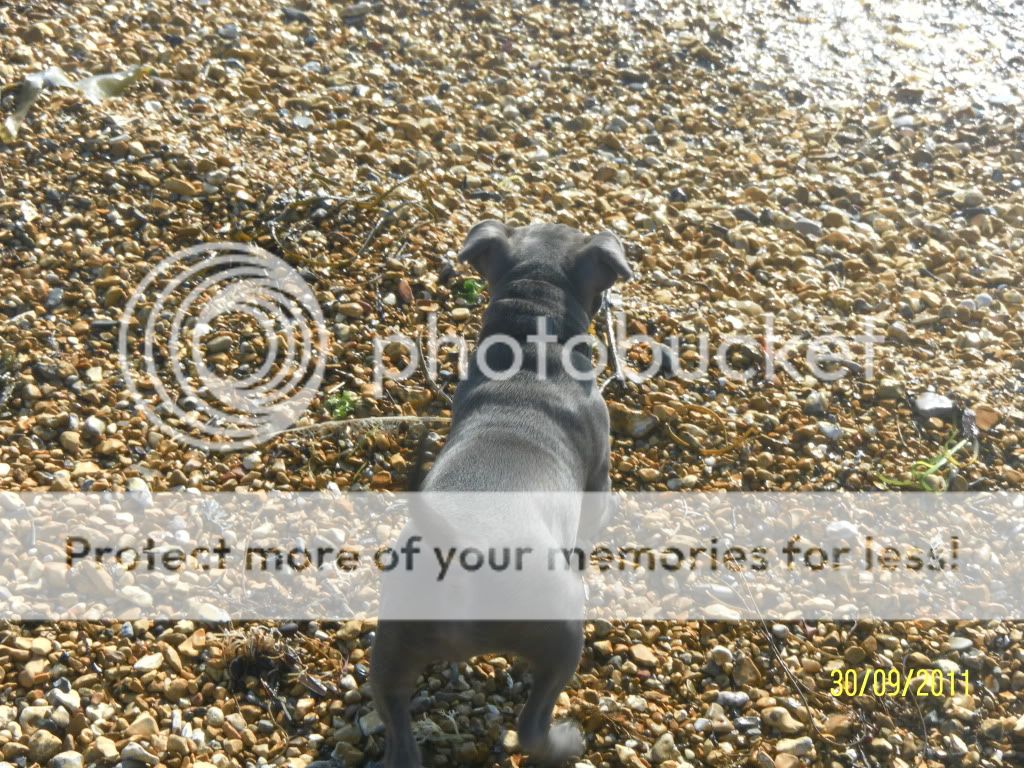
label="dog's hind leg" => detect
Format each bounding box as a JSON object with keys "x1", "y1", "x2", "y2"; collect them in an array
[
  {"x1": 371, "y1": 622, "x2": 425, "y2": 768},
  {"x1": 516, "y1": 620, "x2": 586, "y2": 765}
]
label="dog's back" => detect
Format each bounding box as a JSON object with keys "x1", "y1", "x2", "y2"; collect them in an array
[{"x1": 371, "y1": 221, "x2": 631, "y2": 768}]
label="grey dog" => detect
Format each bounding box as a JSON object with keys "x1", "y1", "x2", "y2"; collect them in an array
[{"x1": 370, "y1": 220, "x2": 632, "y2": 767}]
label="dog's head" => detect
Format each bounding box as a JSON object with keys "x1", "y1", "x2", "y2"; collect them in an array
[{"x1": 458, "y1": 220, "x2": 633, "y2": 317}]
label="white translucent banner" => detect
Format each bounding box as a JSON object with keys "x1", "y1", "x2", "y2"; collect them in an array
[{"x1": 0, "y1": 491, "x2": 1019, "y2": 621}]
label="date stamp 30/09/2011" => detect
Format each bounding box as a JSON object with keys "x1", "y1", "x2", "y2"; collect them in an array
[{"x1": 830, "y1": 668, "x2": 970, "y2": 698}]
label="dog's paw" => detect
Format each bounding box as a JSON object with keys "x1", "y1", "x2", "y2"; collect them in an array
[{"x1": 538, "y1": 721, "x2": 585, "y2": 764}]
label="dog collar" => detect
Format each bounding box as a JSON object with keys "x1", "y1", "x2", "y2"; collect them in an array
[{"x1": 479, "y1": 279, "x2": 593, "y2": 343}]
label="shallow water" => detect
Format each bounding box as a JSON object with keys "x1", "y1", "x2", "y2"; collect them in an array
[{"x1": 601, "y1": 0, "x2": 1023, "y2": 107}]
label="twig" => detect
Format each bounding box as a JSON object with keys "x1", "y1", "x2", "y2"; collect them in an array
[
  {"x1": 353, "y1": 172, "x2": 418, "y2": 211},
  {"x1": 263, "y1": 415, "x2": 451, "y2": 441},
  {"x1": 599, "y1": 297, "x2": 627, "y2": 393},
  {"x1": 417, "y1": 335, "x2": 454, "y2": 407},
  {"x1": 358, "y1": 201, "x2": 435, "y2": 256}
]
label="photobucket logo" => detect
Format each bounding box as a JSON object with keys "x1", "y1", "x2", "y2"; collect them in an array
[
  {"x1": 119, "y1": 243, "x2": 329, "y2": 451},
  {"x1": 373, "y1": 313, "x2": 882, "y2": 394}
]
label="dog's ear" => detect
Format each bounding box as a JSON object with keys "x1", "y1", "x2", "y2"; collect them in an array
[
  {"x1": 572, "y1": 231, "x2": 632, "y2": 310},
  {"x1": 458, "y1": 219, "x2": 513, "y2": 285}
]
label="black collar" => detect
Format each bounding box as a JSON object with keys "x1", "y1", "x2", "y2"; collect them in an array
[{"x1": 478, "y1": 278, "x2": 592, "y2": 344}]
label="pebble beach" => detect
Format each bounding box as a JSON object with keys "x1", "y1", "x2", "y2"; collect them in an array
[{"x1": 2, "y1": 0, "x2": 1024, "y2": 766}]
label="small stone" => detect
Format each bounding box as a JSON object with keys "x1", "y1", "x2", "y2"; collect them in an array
[
  {"x1": 18, "y1": 658, "x2": 48, "y2": 688},
  {"x1": 869, "y1": 737, "x2": 893, "y2": 755},
  {"x1": 28, "y1": 731, "x2": 63, "y2": 765},
  {"x1": 732, "y1": 657, "x2": 761, "y2": 686},
  {"x1": 959, "y1": 331, "x2": 983, "y2": 349},
  {"x1": 794, "y1": 218, "x2": 822, "y2": 237},
  {"x1": 44, "y1": 287, "x2": 64, "y2": 310},
  {"x1": 844, "y1": 646, "x2": 867, "y2": 665},
  {"x1": 637, "y1": 467, "x2": 659, "y2": 482},
  {"x1": 95, "y1": 438, "x2": 126, "y2": 457},
  {"x1": 19, "y1": 705, "x2": 51, "y2": 732},
  {"x1": 176, "y1": 61, "x2": 200, "y2": 80},
  {"x1": 338, "y1": 302, "x2": 364, "y2": 319},
  {"x1": 85, "y1": 737, "x2": 118, "y2": 764},
  {"x1": 49, "y1": 752, "x2": 83, "y2": 768},
  {"x1": 677, "y1": 474, "x2": 699, "y2": 489},
  {"x1": 706, "y1": 604, "x2": 741, "y2": 622},
  {"x1": 913, "y1": 392, "x2": 956, "y2": 421},
  {"x1": 608, "y1": 402, "x2": 658, "y2": 439},
  {"x1": 59, "y1": 431, "x2": 80, "y2": 454},
  {"x1": 960, "y1": 189, "x2": 985, "y2": 207},
  {"x1": 803, "y1": 390, "x2": 828, "y2": 416},
  {"x1": 452, "y1": 307, "x2": 471, "y2": 321},
  {"x1": 626, "y1": 694, "x2": 647, "y2": 712},
  {"x1": 205, "y1": 335, "x2": 233, "y2": 354},
  {"x1": 103, "y1": 286, "x2": 126, "y2": 308},
  {"x1": 164, "y1": 677, "x2": 190, "y2": 701},
  {"x1": 948, "y1": 636, "x2": 974, "y2": 651},
  {"x1": 887, "y1": 321, "x2": 913, "y2": 344},
  {"x1": 817, "y1": 422, "x2": 844, "y2": 442},
  {"x1": 121, "y1": 742, "x2": 159, "y2": 766},
  {"x1": 358, "y1": 710, "x2": 383, "y2": 736},
  {"x1": 716, "y1": 691, "x2": 750, "y2": 709},
  {"x1": 710, "y1": 646, "x2": 733, "y2": 666},
  {"x1": 161, "y1": 177, "x2": 200, "y2": 196},
  {"x1": 1013, "y1": 714, "x2": 1024, "y2": 736},
  {"x1": 877, "y1": 378, "x2": 904, "y2": 400},
  {"x1": 23, "y1": 21, "x2": 56, "y2": 42},
  {"x1": 126, "y1": 712, "x2": 159, "y2": 736},
  {"x1": 973, "y1": 404, "x2": 1001, "y2": 431},
  {"x1": 82, "y1": 416, "x2": 106, "y2": 441},
  {"x1": 944, "y1": 734, "x2": 968, "y2": 756},
  {"x1": 615, "y1": 744, "x2": 636, "y2": 763},
  {"x1": 822, "y1": 714, "x2": 854, "y2": 736},
  {"x1": 166, "y1": 735, "x2": 191, "y2": 755},
  {"x1": 133, "y1": 653, "x2": 164, "y2": 673},
  {"x1": 46, "y1": 687, "x2": 81, "y2": 712},
  {"x1": 592, "y1": 640, "x2": 612, "y2": 656},
  {"x1": 821, "y1": 209, "x2": 849, "y2": 228},
  {"x1": 629, "y1": 644, "x2": 658, "y2": 667},
  {"x1": 206, "y1": 706, "x2": 225, "y2": 727},
  {"x1": 71, "y1": 461, "x2": 101, "y2": 477},
  {"x1": 763, "y1": 707, "x2": 803, "y2": 735},
  {"x1": 775, "y1": 737, "x2": 814, "y2": 757},
  {"x1": 185, "y1": 599, "x2": 225, "y2": 622},
  {"x1": 650, "y1": 732, "x2": 682, "y2": 764}
]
